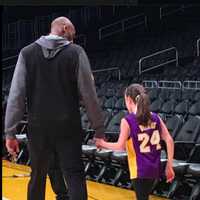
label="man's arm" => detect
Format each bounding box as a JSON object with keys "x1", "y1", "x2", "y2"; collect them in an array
[
  {"x1": 77, "y1": 48, "x2": 105, "y2": 138},
  {"x1": 5, "y1": 52, "x2": 27, "y2": 139}
]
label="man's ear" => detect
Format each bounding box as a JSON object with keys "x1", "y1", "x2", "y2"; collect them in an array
[{"x1": 63, "y1": 25, "x2": 68, "y2": 32}]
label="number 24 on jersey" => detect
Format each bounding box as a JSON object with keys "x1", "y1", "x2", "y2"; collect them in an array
[{"x1": 138, "y1": 130, "x2": 161, "y2": 153}]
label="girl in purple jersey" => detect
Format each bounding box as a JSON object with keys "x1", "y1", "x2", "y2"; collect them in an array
[{"x1": 96, "y1": 84, "x2": 175, "y2": 200}]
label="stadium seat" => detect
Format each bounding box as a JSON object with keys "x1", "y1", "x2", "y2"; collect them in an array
[
  {"x1": 81, "y1": 112, "x2": 91, "y2": 130},
  {"x1": 113, "y1": 97, "x2": 126, "y2": 114},
  {"x1": 81, "y1": 109, "x2": 112, "y2": 174},
  {"x1": 92, "y1": 149, "x2": 113, "y2": 182},
  {"x1": 169, "y1": 89, "x2": 182, "y2": 103},
  {"x1": 165, "y1": 115, "x2": 184, "y2": 139},
  {"x1": 102, "y1": 110, "x2": 113, "y2": 128},
  {"x1": 105, "y1": 110, "x2": 127, "y2": 136},
  {"x1": 187, "y1": 163, "x2": 200, "y2": 200},
  {"x1": 148, "y1": 88, "x2": 159, "y2": 103},
  {"x1": 194, "y1": 91, "x2": 200, "y2": 103},
  {"x1": 181, "y1": 90, "x2": 196, "y2": 103},
  {"x1": 172, "y1": 144, "x2": 200, "y2": 200},
  {"x1": 188, "y1": 144, "x2": 200, "y2": 200},
  {"x1": 89, "y1": 110, "x2": 127, "y2": 183},
  {"x1": 105, "y1": 88, "x2": 116, "y2": 99},
  {"x1": 160, "y1": 99, "x2": 176, "y2": 121},
  {"x1": 174, "y1": 100, "x2": 189, "y2": 119},
  {"x1": 150, "y1": 99, "x2": 164, "y2": 113},
  {"x1": 174, "y1": 116, "x2": 200, "y2": 145},
  {"x1": 82, "y1": 143, "x2": 97, "y2": 176},
  {"x1": 158, "y1": 89, "x2": 171, "y2": 102},
  {"x1": 167, "y1": 117, "x2": 200, "y2": 198},
  {"x1": 103, "y1": 97, "x2": 118, "y2": 111},
  {"x1": 188, "y1": 102, "x2": 200, "y2": 117},
  {"x1": 108, "y1": 151, "x2": 130, "y2": 188},
  {"x1": 98, "y1": 96, "x2": 107, "y2": 108}
]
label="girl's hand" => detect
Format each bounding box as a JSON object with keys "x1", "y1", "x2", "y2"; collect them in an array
[
  {"x1": 95, "y1": 138, "x2": 104, "y2": 148},
  {"x1": 165, "y1": 162, "x2": 175, "y2": 183}
]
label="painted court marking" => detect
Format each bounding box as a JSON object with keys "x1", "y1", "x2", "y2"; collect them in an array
[{"x1": 3, "y1": 197, "x2": 10, "y2": 200}]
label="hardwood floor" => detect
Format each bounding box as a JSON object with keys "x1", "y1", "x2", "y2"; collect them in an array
[{"x1": 2, "y1": 161, "x2": 168, "y2": 200}]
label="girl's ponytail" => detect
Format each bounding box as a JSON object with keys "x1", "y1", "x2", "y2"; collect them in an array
[
  {"x1": 136, "y1": 92, "x2": 151, "y2": 126},
  {"x1": 125, "y1": 84, "x2": 151, "y2": 126}
]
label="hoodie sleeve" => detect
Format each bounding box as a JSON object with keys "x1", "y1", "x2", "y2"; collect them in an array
[
  {"x1": 77, "y1": 48, "x2": 105, "y2": 138},
  {"x1": 4, "y1": 52, "x2": 26, "y2": 139}
]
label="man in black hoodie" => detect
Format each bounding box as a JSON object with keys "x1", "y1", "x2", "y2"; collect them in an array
[{"x1": 5, "y1": 17, "x2": 105, "y2": 200}]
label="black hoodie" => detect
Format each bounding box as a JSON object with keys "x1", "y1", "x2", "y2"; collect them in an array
[{"x1": 5, "y1": 35, "x2": 105, "y2": 138}]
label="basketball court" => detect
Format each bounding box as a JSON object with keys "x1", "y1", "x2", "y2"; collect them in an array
[{"x1": 2, "y1": 160, "x2": 168, "y2": 200}]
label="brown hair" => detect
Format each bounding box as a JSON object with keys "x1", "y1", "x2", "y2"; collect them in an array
[{"x1": 125, "y1": 84, "x2": 151, "y2": 126}]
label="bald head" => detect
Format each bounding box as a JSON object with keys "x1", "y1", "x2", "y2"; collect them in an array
[{"x1": 50, "y1": 16, "x2": 76, "y2": 41}]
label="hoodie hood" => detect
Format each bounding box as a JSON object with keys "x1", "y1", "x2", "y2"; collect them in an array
[{"x1": 35, "y1": 35, "x2": 71, "y2": 59}]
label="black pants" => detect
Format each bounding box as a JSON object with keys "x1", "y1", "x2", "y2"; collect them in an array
[
  {"x1": 132, "y1": 178, "x2": 155, "y2": 200},
  {"x1": 27, "y1": 119, "x2": 87, "y2": 200},
  {"x1": 48, "y1": 152, "x2": 69, "y2": 200}
]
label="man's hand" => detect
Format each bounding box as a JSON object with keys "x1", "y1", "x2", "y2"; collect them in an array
[{"x1": 6, "y1": 138, "x2": 19, "y2": 158}]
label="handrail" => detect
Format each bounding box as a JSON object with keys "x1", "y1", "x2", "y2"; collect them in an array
[
  {"x1": 139, "y1": 47, "x2": 178, "y2": 75},
  {"x1": 142, "y1": 80, "x2": 158, "y2": 88},
  {"x1": 2, "y1": 55, "x2": 18, "y2": 62},
  {"x1": 2, "y1": 65, "x2": 15, "y2": 71},
  {"x1": 183, "y1": 81, "x2": 200, "y2": 90},
  {"x1": 197, "y1": 38, "x2": 200, "y2": 57},
  {"x1": 92, "y1": 67, "x2": 121, "y2": 81},
  {"x1": 2, "y1": 25, "x2": 8, "y2": 50},
  {"x1": 2, "y1": 14, "x2": 84, "y2": 50},
  {"x1": 160, "y1": 5, "x2": 184, "y2": 20},
  {"x1": 158, "y1": 80, "x2": 182, "y2": 89},
  {"x1": 99, "y1": 13, "x2": 146, "y2": 40}
]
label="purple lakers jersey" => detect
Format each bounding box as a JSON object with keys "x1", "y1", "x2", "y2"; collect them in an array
[{"x1": 125, "y1": 112, "x2": 162, "y2": 179}]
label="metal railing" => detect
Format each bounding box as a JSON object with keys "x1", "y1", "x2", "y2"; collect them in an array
[
  {"x1": 2, "y1": 55, "x2": 18, "y2": 74},
  {"x1": 3, "y1": 20, "x2": 35, "y2": 51},
  {"x1": 92, "y1": 67, "x2": 121, "y2": 81},
  {"x1": 142, "y1": 80, "x2": 158, "y2": 88},
  {"x1": 160, "y1": 5, "x2": 184, "y2": 20},
  {"x1": 2, "y1": 25, "x2": 8, "y2": 50},
  {"x1": 34, "y1": 15, "x2": 52, "y2": 39},
  {"x1": 98, "y1": 13, "x2": 147, "y2": 40},
  {"x1": 158, "y1": 80, "x2": 182, "y2": 89},
  {"x1": 2, "y1": 55, "x2": 18, "y2": 63},
  {"x1": 2, "y1": 55, "x2": 18, "y2": 89},
  {"x1": 183, "y1": 81, "x2": 200, "y2": 90},
  {"x1": 2, "y1": 65, "x2": 15, "y2": 71},
  {"x1": 7, "y1": 22, "x2": 19, "y2": 49},
  {"x1": 197, "y1": 38, "x2": 200, "y2": 57},
  {"x1": 2, "y1": 13, "x2": 84, "y2": 51},
  {"x1": 139, "y1": 47, "x2": 178, "y2": 75}
]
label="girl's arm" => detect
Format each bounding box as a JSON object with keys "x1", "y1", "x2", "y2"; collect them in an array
[
  {"x1": 159, "y1": 117, "x2": 174, "y2": 163},
  {"x1": 96, "y1": 118, "x2": 130, "y2": 151},
  {"x1": 159, "y1": 116, "x2": 175, "y2": 182}
]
